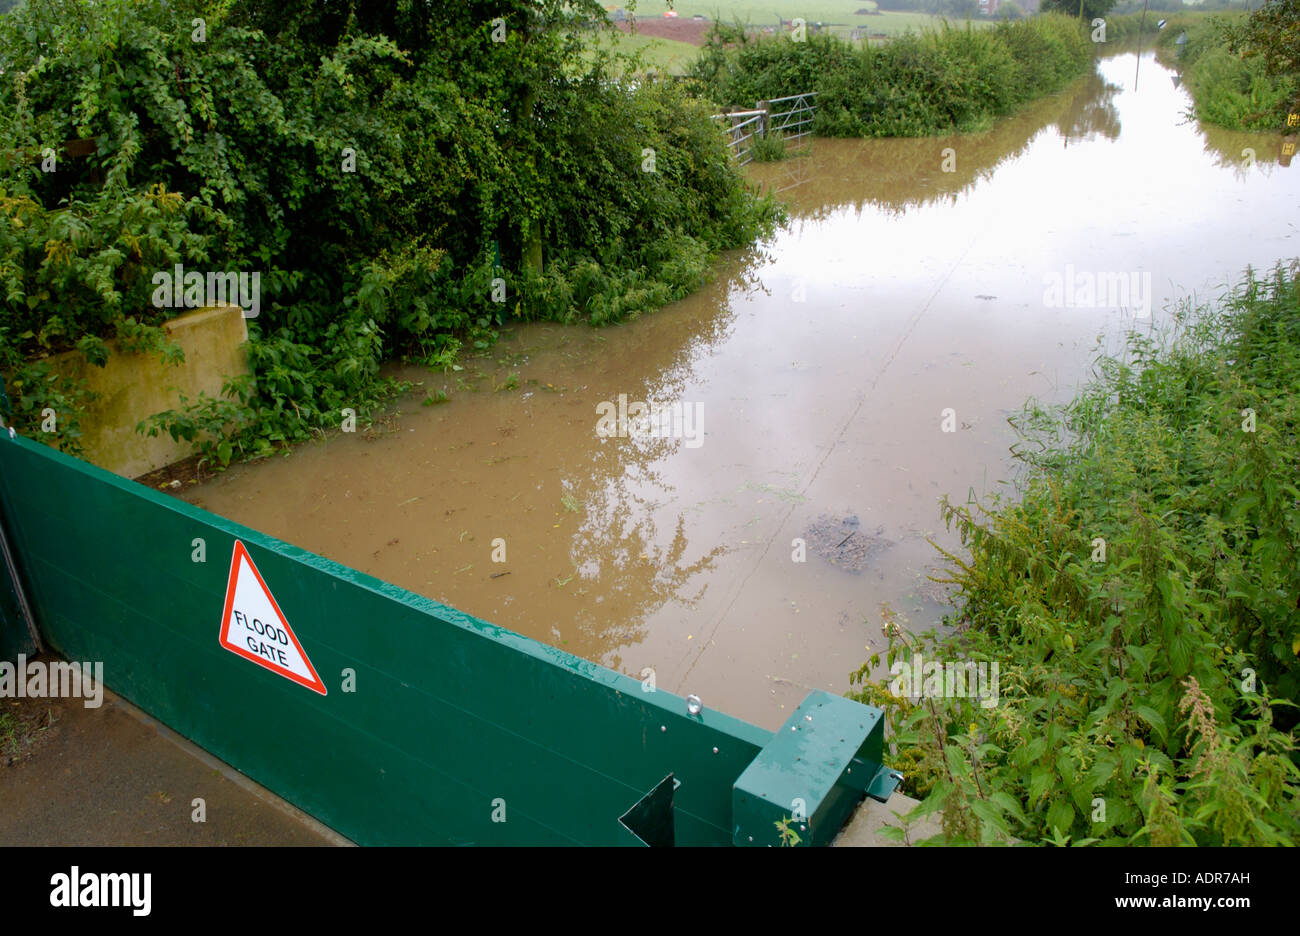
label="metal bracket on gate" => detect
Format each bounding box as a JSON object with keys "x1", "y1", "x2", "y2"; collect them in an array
[{"x1": 619, "y1": 773, "x2": 679, "y2": 847}]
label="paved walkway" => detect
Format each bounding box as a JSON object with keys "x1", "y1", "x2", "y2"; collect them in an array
[
  {"x1": 0, "y1": 687, "x2": 343, "y2": 846},
  {"x1": 834, "y1": 792, "x2": 943, "y2": 846}
]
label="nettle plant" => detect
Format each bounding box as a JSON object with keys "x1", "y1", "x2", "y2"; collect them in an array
[{"x1": 852, "y1": 264, "x2": 1300, "y2": 845}]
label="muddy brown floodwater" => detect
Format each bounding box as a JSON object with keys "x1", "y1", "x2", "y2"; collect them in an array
[{"x1": 180, "y1": 51, "x2": 1300, "y2": 730}]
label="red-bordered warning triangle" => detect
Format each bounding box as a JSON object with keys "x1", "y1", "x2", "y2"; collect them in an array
[{"x1": 218, "y1": 540, "x2": 327, "y2": 695}]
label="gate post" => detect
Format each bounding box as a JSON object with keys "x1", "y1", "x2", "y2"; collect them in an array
[{"x1": 0, "y1": 419, "x2": 41, "y2": 662}]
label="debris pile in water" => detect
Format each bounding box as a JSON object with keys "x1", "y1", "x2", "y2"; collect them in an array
[{"x1": 802, "y1": 513, "x2": 892, "y2": 573}]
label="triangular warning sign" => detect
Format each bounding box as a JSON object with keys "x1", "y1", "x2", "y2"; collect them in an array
[{"x1": 218, "y1": 540, "x2": 327, "y2": 695}]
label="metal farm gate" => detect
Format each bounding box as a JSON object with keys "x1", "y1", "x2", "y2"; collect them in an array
[{"x1": 712, "y1": 92, "x2": 818, "y2": 166}]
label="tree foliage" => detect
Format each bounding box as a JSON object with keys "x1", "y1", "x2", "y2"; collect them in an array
[
  {"x1": 0, "y1": 0, "x2": 778, "y2": 463},
  {"x1": 1040, "y1": 0, "x2": 1119, "y2": 22},
  {"x1": 1225, "y1": 0, "x2": 1300, "y2": 110}
]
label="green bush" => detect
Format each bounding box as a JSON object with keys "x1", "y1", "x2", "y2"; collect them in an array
[
  {"x1": 851, "y1": 262, "x2": 1300, "y2": 845},
  {"x1": 1154, "y1": 11, "x2": 1298, "y2": 130},
  {"x1": 691, "y1": 15, "x2": 1092, "y2": 138},
  {"x1": 0, "y1": 0, "x2": 781, "y2": 466},
  {"x1": 1183, "y1": 46, "x2": 1295, "y2": 129}
]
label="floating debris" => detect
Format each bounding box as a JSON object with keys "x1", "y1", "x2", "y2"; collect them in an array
[{"x1": 802, "y1": 513, "x2": 892, "y2": 573}]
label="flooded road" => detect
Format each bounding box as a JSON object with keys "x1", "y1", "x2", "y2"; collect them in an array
[{"x1": 181, "y1": 51, "x2": 1300, "y2": 730}]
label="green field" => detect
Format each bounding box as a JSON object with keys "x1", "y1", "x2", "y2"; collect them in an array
[
  {"x1": 620, "y1": 0, "x2": 986, "y2": 31},
  {"x1": 592, "y1": 4, "x2": 991, "y2": 75},
  {"x1": 587, "y1": 30, "x2": 703, "y2": 74},
  {"x1": 835, "y1": 9, "x2": 990, "y2": 35},
  {"x1": 626, "y1": 0, "x2": 887, "y2": 25}
]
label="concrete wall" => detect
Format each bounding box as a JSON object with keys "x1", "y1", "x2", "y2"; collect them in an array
[
  {"x1": 833, "y1": 792, "x2": 943, "y2": 846},
  {"x1": 46, "y1": 305, "x2": 249, "y2": 479}
]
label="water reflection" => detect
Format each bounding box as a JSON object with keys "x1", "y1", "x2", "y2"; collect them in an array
[
  {"x1": 749, "y1": 52, "x2": 1288, "y2": 220},
  {"x1": 749, "y1": 63, "x2": 1122, "y2": 217},
  {"x1": 1201, "y1": 123, "x2": 1298, "y2": 174},
  {"x1": 1057, "y1": 71, "x2": 1122, "y2": 144}
]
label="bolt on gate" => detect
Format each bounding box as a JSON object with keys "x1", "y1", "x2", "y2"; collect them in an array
[{"x1": 0, "y1": 429, "x2": 899, "y2": 845}]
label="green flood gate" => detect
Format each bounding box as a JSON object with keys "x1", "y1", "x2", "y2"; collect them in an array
[{"x1": 0, "y1": 431, "x2": 900, "y2": 845}]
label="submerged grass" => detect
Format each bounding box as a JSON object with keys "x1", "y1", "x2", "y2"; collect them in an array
[
  {"x1": 749, "y1": 129, "x2": 791, "y2": 161},
  {"x1": 851, "y1": 261, "x2": 1300, "y2": 845}
]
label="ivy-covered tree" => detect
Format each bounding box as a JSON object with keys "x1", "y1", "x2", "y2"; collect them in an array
[{"x1": 0, "y1": 0, "x2": 776, "y2": 459}]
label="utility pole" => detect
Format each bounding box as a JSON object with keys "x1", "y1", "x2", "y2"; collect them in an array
[{"x1": 1136, "y1": 0, "x2": 1150, "y2": 90}]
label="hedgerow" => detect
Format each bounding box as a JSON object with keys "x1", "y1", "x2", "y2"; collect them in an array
[
  {"x1": 689, "y1": 14, "x2": 1092, "y2": 137},
  {"x1": 1152, "y1": 6, "x2": 1299, "y2": 130},
  {"x1": 0, "y1": 0, "x2": 780, "y2": 465}
]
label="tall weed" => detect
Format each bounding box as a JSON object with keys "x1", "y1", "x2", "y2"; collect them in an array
[{"x1": 852, "y1": 263, "x2": 1300, "y2": 845}]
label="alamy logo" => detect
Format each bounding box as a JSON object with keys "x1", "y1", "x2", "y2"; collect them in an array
[
  {"x1": 152, "y1": 263, "x2": 261, "y2": 318},
  {"x1": 595, "y1": 393, "x2": 704, "y2": 449},
  {"x1": 1043, "y1": 265, "x2": 1152, "y2": 318},
  {"x1": 50, "y1": 867, "x2": 151, "y2": 916},
  {"x1": 0, "y1": 655, "x2": 103, "y2": 708},
  {"x1": 889, "y1": 653, "x2": 1000, "y2": 709}
]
